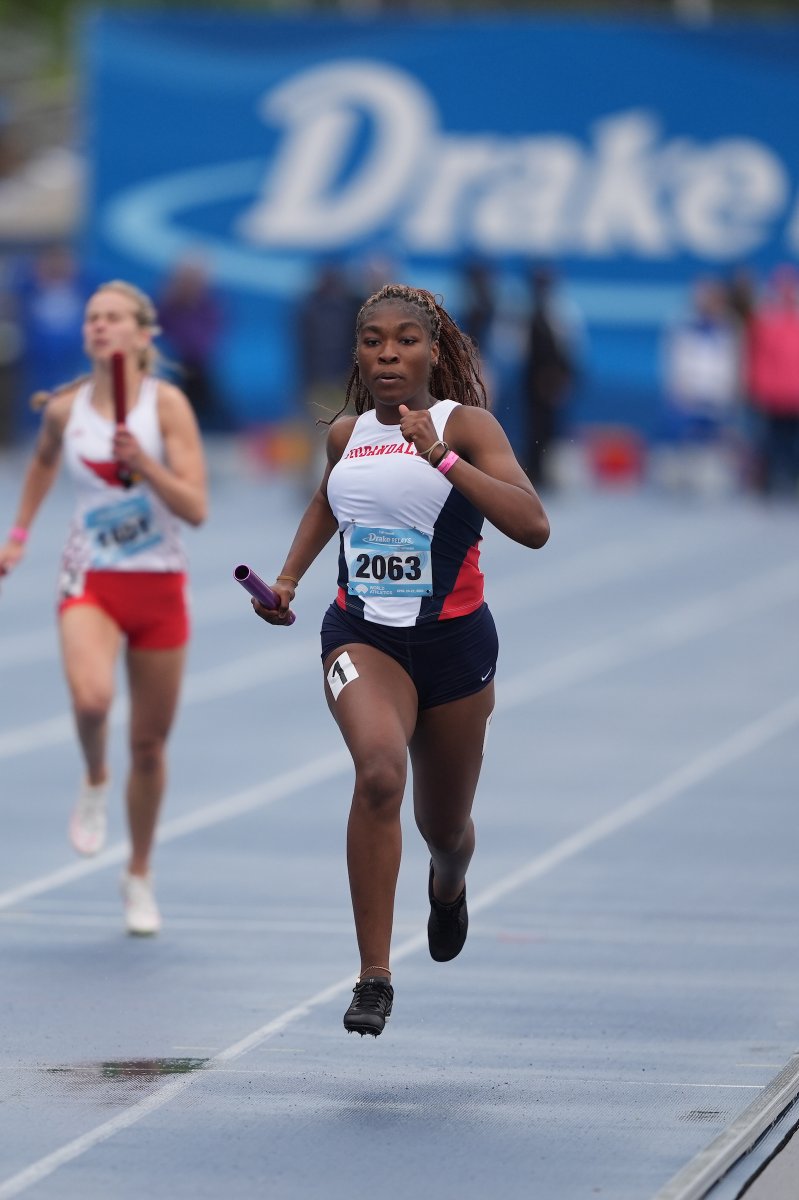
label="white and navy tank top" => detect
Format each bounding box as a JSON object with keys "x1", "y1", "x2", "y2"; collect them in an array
[
  {"x1": 326, "y1": 399, "x2": 484, "y2": 627},
  {"x1": 59, "y1": 378, "x2": 187, "y2": 581}
]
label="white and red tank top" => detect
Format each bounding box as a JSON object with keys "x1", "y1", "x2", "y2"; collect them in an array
[
  {"x1": 325, "y1": 399, "x2": 484, "y2": 627},
  {"x1": 59, "y1": 378, "x2": 187, "y2": 581}
]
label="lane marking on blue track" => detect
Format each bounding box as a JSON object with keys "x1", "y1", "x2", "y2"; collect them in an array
[
  {"x1": 1, "y1": 691, "x2": 798, "y2": 1198},
  {"x1": 1, "y1": 556, "x2": 798, "y2": 908},
  {"x1": 1, "y1": 558, "x2": 798, "y2": 765},
  {"x1": 0, "y1": 750, "x2": 349, "y2": 911},
  {"x1": 0, "y1": 520, "x2": 742, "y2": 668},
  {"x1": 652, "y1": 1054, "x2": 799, "y2": 1200}
]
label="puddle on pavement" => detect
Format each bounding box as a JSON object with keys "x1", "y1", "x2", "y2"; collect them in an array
[{"x1": 43, "y1": 1058, "x2": 209, "y2": 1104}]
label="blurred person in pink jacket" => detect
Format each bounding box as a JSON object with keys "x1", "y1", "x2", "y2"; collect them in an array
[{"x1": 745, "y1": 266, "x2": 799, "y2": 498}]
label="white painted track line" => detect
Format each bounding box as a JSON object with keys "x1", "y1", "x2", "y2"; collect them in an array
[
  {"x1": 1, "y1": 557, "x2": 798, "y2": 764},
  {"x1": 652, "y1": 1054, "x2": 799, "y2": 1200},
  {"x1": 2, "y1": 561, "x2": 797, "y2": 909},
  {"x1": 1, "y1": 692, "x2": 797, "y2": 1198}
]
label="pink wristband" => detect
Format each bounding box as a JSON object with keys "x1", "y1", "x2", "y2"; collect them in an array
[
  {"x1": 436, "y1": 450, "x2": 459, "y2": 476},
  {"x1": 8, "y1": 526, "x2": 28, "y2": 544}
]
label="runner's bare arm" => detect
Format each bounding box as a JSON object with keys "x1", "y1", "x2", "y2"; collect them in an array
[
  {"x1": 442, "y1": 406, "x2": 549, "y2": 548},
  {"x1": 0, "y1": 396, "x2": 71, "y2": 575},
  {"x1": 117, "y1": 383, "x2": 208, "y2": 526}
]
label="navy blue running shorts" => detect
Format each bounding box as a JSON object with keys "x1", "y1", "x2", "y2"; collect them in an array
[{"x1": 320, "y1": 601, "x2": 498, "y2": 710}]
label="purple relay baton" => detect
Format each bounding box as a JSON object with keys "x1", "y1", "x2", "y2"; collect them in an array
[{"x1": 234, "y1": 564, "x2": 296, "y2": 624}]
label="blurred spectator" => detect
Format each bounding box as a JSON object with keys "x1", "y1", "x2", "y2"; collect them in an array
[
  {"x1": 11, "y1": 243, "x2": 95, "y2": 437},
  {"x1": 723, "y1": 266, "x2": 760, "y2": 489},
  {"x1": 461, "y1": 260, "x2": 496, "y2": 352},
  {"x1": 460, "y1": 259, "x2": 497, "y2": 409},
  {"x1": 743, "y1": 266, "x2": 799, "y2": 499},
  {"x1": 726, "y1": 266, "x2": 757, "y2": 330},
  {"x1": 295, "y1": 262, "x2": 361, "y2": 491},
  {"x1": 157, "y1": 257, "x2": 226, "y2": 429},
  {"x1": 657, "y1": 277, "x2": 741, "y2": 496},
  {"x1": 520, "y1": 265, "x2": 580, "y2": 490}
]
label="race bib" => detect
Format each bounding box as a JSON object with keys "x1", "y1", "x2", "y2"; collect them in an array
[
  {"x1": 346, "y1": 525, "x2": 432, "y2": 598},
  {"x1": 84, "y1": 493, "x2": 163, "y2": 567}
]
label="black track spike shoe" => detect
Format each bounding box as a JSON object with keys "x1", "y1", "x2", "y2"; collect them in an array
[
  {"x1": 343, "y1": 977, "x2": 394, "y2": 1037},
  {"x1": 427, "y1": 861, "x2": 468, "y2": 962}
]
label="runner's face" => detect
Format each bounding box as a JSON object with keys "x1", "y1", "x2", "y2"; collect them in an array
[
  {"x1": 83, "y1": 291, "x2": 149, "y2": 365},
  {"x1": 356, "y1": 301, "x2": 440, "y2": 410}
]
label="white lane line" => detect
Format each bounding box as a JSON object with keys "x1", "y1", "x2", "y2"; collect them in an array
[
  {"x1": 0, "y1": 750, "x2": 348, "y2": 911},
  {"x1": 485, "y1": 523, "x2": 741, "y2": 614},
  {"x1": 0, "y1": 1073, "x2": 198, "y2": 1199},
  {"x1": 1, "y1": 555, "x2": 797, "y2": 906},
  {"x1": 0, "y1": 635, "x2": 319, "y2": 762},
  {"x1": 0, "y1": 522, "x2": 741, "y2": 668},
  {"x1": 1, "y1": 692, "x2": 797, "y2": 1198},
  {"x1": 471, "y1": 692, "x2": 799, "y2": 911},
  {"x1": 1, "y1": 555, "x2": 798, "y2": 765},
  {"x1": 0, "y1": 580, "x2": 266, "y2": 668},
  {"x1": 495, "y1": 561, "x2": 799, "y2": 709},
  {"x1": 652, "y1": 1054, "x2": 799, "y2": 1200},
  {"x1": 0, "y1": 713, "x2": 75, "y2": 758},
  {"x1": 1, "y1": 557, "x2": 797, "y2": 906},
  {"x1": 0, "y1": 912, "x2": 358, "y2": 933}
]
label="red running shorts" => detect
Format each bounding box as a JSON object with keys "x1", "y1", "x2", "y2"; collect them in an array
[{"x1": 58, "y1": 570, "x2": 189, "y2": 650}]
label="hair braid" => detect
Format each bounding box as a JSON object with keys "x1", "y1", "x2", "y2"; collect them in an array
[{"x1": 338, "y1": 283, "x2": 488, "y2": 419}]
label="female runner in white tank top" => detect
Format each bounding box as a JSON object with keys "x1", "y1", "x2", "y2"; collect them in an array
[
  {"x1": 250, "y1": 283, "x2": 549, "y2": 1037},
  {"x1": 0, "y1": 281, "x2": 208, "y2": 935}
]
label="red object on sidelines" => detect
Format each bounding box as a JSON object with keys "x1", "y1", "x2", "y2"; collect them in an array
[
  {"x1": 110, "y1": 351, "x2": 133, "y2": 488},
  {"x1": 585, "y1": 426, "x2": 646, "y2": 488},
  {"x1": 234, "y1": 564, "x2": 296, "y2": 624}
]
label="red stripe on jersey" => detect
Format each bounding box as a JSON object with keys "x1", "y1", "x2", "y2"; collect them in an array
[
  {"x1": 80, "y1": 457, "x2": 128, "y2": 487},
  {"x1": 439, "y1": 542, "x2": 484, "y2": 619},
  {"x1": 336, "y1": 585, "x2": 348, "y2": 610}
]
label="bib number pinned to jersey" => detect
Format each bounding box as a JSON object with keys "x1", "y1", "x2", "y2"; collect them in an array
[
  {"x1": 84, "y1": 493, "x2": 163, "y2": 567},
  {"x1": 345, "y1": 526, "x2": 432, "y2": 598}
]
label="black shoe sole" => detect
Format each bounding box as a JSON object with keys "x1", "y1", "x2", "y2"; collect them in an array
[
  {"x1": 343, "y1": 1018, "x2": 390, "y2": 1037},
  {"x1": 343, "y1": 1009, "x2": 393, "y2": 1036}
]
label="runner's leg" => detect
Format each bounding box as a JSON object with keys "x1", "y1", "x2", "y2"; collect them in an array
[
  {"x1": 410, "y1": 682, "x2": 496, "y2": 902},
  {"x1": 125, "y1": 645, "x2": 185, "y2": 875},
  {"x1": 59, "y1": 604, "x2": 122, "y2": 784},
  {"x1": 323, "y1": 642, "x2": 418, "y2": 977}
]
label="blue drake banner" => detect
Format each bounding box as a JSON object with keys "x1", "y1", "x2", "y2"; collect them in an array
[{"x1": 82, "y1": 13, "x2": 799, "y2": 431}]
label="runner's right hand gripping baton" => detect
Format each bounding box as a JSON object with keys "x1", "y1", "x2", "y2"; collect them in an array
[{"x1": 234, "y1": 565, "x2": 296, "y2": 624}]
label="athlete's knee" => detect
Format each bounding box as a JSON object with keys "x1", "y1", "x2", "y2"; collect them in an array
[
  {"x1": 421, "y1": 819, "x2": 473, "y2": 857},
  {"x1": 353, "y1": 754, "x2": 405, "y2": 816},
  {"x1": 72, "y1": 687, "x2": 113, "y2": 727},
  {"x1": 129, "y1": 732, "x2": 167, "y2": 776}
]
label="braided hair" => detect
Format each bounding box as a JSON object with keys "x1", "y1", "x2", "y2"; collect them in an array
[{"x1": 341, "y1": 283, "x2": 488, "y2": 418}]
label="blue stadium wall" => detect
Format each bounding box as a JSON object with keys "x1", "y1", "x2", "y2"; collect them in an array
[{"x1": 81, "y1": 13, "x2": 799, "y2": 440}]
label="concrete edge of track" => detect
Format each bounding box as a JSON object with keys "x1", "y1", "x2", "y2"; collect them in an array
[
  {"x1": 725, "y1": 1106, "x2": 799, "y2": 1199},
  {"x1": 651, "y1": 1054, "x2": 799, "y2": 1200}
]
